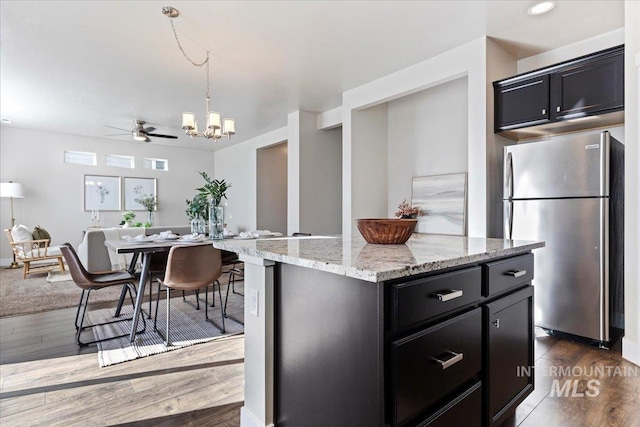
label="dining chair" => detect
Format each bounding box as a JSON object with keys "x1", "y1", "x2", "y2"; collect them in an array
[
  {"x1": 60, "y1": 243, "x2": 145, "y2": 347},
  {"x1": 153, "y1": 245, "x2": 225, "y2": 346},
  {"x1": 146, "y1": 252, "x2": 169, "y2": 318}
]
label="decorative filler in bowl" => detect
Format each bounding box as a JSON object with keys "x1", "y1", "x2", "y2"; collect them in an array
[
  {"x1": 356, "y1": 218, "x2": 418, "y2": 245},
  {"x1": 395, "y1": 198, "x2": 423, "y2": 219}
]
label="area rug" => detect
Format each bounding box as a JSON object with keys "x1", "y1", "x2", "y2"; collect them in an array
[
  {"x1": 46, "y1": 270, "x2": 73, "y2": 283},
  {"x1": 0, "y1": 267, "x2": 123, "y2": 317},
  {"x1": 90, "y1": 285, "x2": 244, "y2": 367}
]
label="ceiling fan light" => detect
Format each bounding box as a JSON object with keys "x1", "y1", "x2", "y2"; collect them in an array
[
  {"x1": 208, "y1": 112, "x2": 221, "y2": 130},
  {"x1": 223, "y1": 119, "x2": 235, "y2": 137},
  {"x1": 182, "y1": 112, "x2": 195, "y2": 130},
  {"x1": 133, "y1": 131, "x2": 147, "y2": 141}
]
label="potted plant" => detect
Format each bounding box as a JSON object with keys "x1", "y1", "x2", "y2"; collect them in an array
[
  {"x1": 134, "y1": 187, "x2": 157, "y2": 226},
  {"x1": 186, "y1": 193, "x2": 208, "y2": 234},
  {"x1": 120, "y1": 211, "x2": 136, "y2": 227},
  {"x1": 185, "y1": 193, "x2": 208, "y2": 221},
  {"x1": 195, "y1": 171, "x2": 232, "y2": 240},
  {"x1": 196, "y1": 171, "x2": 231, "y2": 206}
]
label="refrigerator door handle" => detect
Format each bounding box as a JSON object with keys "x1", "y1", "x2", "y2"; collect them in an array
[
  {"x1": 509, "y1": 201, "x2": 514, "y2": 240},
  {"x1": 506, "y1": 152, "x2": 514, "y2": 200}
]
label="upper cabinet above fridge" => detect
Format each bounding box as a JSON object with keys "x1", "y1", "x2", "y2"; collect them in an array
[{"x1": 494, "y1": 45, "x2": 624, "y2": 141}]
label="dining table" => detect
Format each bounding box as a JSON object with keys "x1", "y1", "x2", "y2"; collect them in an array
[{"x1": 104, "y1": 238, "x2": 212, "y2": 343}]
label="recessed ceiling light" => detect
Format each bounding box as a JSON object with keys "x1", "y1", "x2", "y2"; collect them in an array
[
  {"x1": 527, "y1": 1, "x2": 555, "y2": 15},
  {"x1": 1, "y1": 118, "x2": 11, "y2": 124}
]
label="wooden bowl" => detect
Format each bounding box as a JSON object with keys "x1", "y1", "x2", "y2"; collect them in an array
[{"x1": 356, "y1": 218, "x2": 418, "y2": 244}]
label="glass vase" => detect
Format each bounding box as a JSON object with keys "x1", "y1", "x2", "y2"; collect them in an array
[
  {"x1": 209, "y1": 204, "x2": 224, "y2": 240},
  {"x1": 147, "y1": 211, "x2": 154, "y2": 226},
  {"x1": 191, "y1": 215, "x2": 206, "y2": 234}
]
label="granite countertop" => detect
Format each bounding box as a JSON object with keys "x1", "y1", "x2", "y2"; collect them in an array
[{"x1": 211, "y1": 234, "x2": 544, "y2": 283}]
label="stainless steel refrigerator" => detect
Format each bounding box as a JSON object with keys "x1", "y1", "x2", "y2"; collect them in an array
[{"x1": 504, "y1": 131, "x2": 624, "y2": 344}]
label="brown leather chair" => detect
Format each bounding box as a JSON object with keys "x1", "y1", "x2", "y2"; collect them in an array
[
  {"x1": 153, "y1": 245, "x2": 224, "y2": 346},
  {"x1": 60, "y1": 243, "x2": 144, "y2": 347}
]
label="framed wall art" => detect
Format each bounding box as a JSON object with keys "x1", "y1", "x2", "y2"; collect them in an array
[
  {"x1": 411, "y1": 173, "x2": 467, "y2": 236},
  {"x1": 84, "y1": 175, "x2": 121, "y2": 211},
  {"x1": 124, "y1": 177, "x2": 157, "y2": 211}
]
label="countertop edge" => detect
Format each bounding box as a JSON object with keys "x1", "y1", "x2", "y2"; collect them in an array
[{"x1": 212, "y1": 240, "x2": 545, "y2": 283}]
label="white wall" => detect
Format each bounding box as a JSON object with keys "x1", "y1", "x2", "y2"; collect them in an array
[
  {"x1": 517, "y1": 28, "x2": 625, "y2": 73},
  {"x1": 215, "y1": 111, "x2": 343, "y2": 236},
  {"x1": 257, "y1": 142, "x2": 288, "y2": 234},
  {"x1": 387, "y1": 77, "x2": 468, "y2": 218},
  {"x1": 351, "y1": 104, "x2": 389, "y2": 230},
  {"x1": 298, "y1": 113, "x2": 342, "y2": 235},
  {"x1": 0, "y1": 126, "x2": 215, "y2": 263},
  {"x1": 486, "y1": 38, "x2": 518, "y2": 238},
  {"x1": 343, "y1": 38, "x2": 487, "y2": 237},
  {"x1": 214, "y1": 127, "x2": 288, "y2": 234}
]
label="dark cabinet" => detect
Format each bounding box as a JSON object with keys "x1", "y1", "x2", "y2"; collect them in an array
[
  {"x1": 552, "y1": 52, "x2": 624, "y2": 120},
  {"x1": 484, "y1": 286, "x2": 535, "y2": 427},
  {"x1": 495, "y1": 75, "x2": 550, "y2": 130},
  {"x1": 390, "y1": 308, "x2": 482, "y2": 426},
  {"x1": 390, "y1": 266, "x2": 482, "y2": 334},
  {"x1": 494, "y1": 45, "x2": 624, "y2": 138},
  {"x1": 386, "y1": 254, "x2": 535, "y2": 427}
]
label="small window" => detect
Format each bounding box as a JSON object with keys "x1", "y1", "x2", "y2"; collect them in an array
[
  {"x1": 142, "y1": 157, "x2": 169, "y2": 171},
  {"x1": 106, "y1": 154, "x2": 135, "y2": 169},
  {"x1": 64, "y1": 151, "x2": 96, "y2": 166}
]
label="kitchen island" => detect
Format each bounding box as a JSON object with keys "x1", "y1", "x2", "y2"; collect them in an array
[{"x1": 211, "y1": 234, "x2": 544, "y2": 427}]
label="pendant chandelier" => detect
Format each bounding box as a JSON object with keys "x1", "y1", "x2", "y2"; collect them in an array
[{"x1": 163, "y1": 6, "x2": 235, "y2": 141}]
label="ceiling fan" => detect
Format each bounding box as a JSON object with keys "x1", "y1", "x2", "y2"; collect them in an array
[{"x1": 105, "y1": 120, "x2": 178, "y2": 143}]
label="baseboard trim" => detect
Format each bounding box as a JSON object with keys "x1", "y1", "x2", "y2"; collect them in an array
[
  {"x1": 622, "y1": 337, "x2": 640, "y2": 367},
  {"x1": 240, "y1": 407, "x2": 274, "y2": 427}
]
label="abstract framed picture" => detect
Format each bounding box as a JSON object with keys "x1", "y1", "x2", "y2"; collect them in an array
[
  {"x1": 84, "y1": 175, "x2": 121, "y2": 211},
  {"x1": 411, "y1": 173, "x2": 467, "y2": 235},
  {"x1": 124, "y1": 177, "x2": 157, "y2": 211}
]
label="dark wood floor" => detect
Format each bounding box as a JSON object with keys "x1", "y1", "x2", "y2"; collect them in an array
[
  {"x1": 1, "y1": 306, "x2": 638, "y2": 426},
  {"x1": 513, "y1": 329, "x2": 640, "y2": 427},
  {"x1": 0, "y1": 300, "x2": 244, "y2": 426}
]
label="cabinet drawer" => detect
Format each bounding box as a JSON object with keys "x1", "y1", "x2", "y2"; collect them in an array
[
  {"x1": 418, "y1": 382, "x2": 482, "y2": 427},
  {"x1": 483, "y1": 253, "x2": 533, "y2": 297},
  {"x1": 391, "y1": 266, "x2": 481, "y2": 333},
  {"x1": 391, "y1": 308, "x2": 482, "y2": 426}
]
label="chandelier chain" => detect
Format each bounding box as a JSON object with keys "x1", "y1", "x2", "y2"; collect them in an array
[{"x1": 168, "y1": 18, "x2": 208, "y2": 67}]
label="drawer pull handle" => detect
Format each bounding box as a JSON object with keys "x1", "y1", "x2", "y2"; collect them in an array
[
  {"x1": 432, "y1": 351, "x2": 464, "y2": 370},
  {"x1": 505, "y1": 270, "x2": 526, "y2": 278},
  {"x1": 433, "y1": 289, "x2": 463, "y2": 302}
]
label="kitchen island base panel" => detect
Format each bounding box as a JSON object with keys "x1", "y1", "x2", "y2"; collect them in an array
[
  {"x1": 239, "y1": 255, "x2": 276, "y2": 427},
  {"x1": 275, "y1": 263, "x2": 385, "y2": 427}
]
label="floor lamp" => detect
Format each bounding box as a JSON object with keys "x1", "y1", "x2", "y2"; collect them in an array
[{"x1": 1, "y1": 181, "x2": 25, "y2": 269}]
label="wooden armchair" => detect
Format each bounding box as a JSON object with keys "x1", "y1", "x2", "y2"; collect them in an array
[{"x1": 4, "y1": 229, "x2": 66, "y2": 279}]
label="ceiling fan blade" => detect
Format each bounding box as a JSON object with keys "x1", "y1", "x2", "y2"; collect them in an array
[
  {"x1": 146, "y1": 133, "x2": 178, "y2": 139},
  {"x1": 105, "y1": 133, "x2": 131, "y2": 136},
  {"x1": 104, "y1": 125, "x2": 130, "y2": 132},
  {"x1": 143, "y1": 126, "x2": 156, "y2": 133}
]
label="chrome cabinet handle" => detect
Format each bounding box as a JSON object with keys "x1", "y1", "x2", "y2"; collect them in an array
[
  {"x1": 505, "y1": 270, "x2": 526, "y2": 278},
  {"x1": 557, "y1": 106, "x2": 561, "y2": 112},
  {"x1": 432, "y1": 289, "x2": 463, "y2": 302},
  {"x1": 493, "y1": 319, "x2": 500, "y2": 328},
  {"x1": 432, "y1": 351, "x2": 464, "y2": 370},
  {"x1": 542, "y1": 108, "x2": 546, "y2": 115}
]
